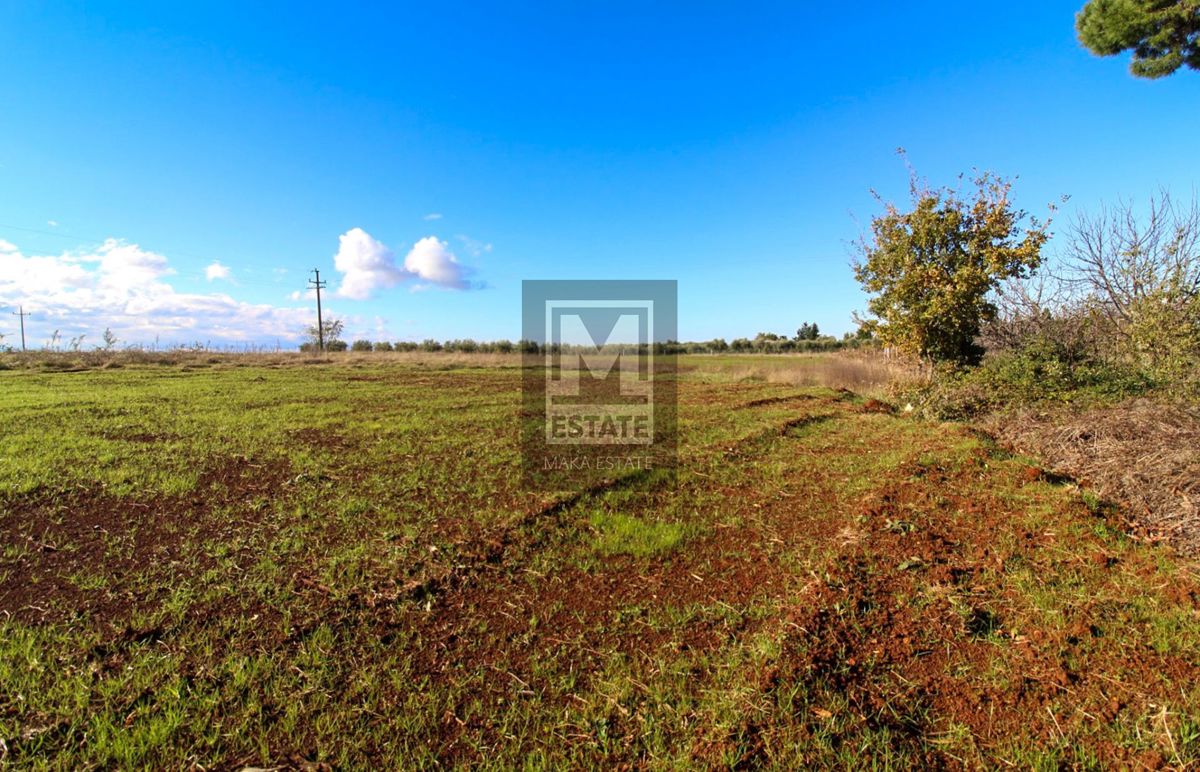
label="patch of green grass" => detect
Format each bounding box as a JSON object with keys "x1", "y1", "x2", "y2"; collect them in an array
[{"x1": 588, "y1": 511, "x2": 685, "y2": 557}]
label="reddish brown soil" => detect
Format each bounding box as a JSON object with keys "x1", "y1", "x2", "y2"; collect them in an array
[
  {"x1": 738, "y1": 394, "x2": 822, "y2": 409},
  {"x1": 0, "y1": 455, "x2": 292, "y2": 627},
  {"x1": 287, "y1": 427, "x2": 354, "y2": 451},
  {"x1": 858, "y1": 398, "x2": 895, "y2": 414},
  {"x1": 6, "y1": 388, "x2": 1199, "y2": 767},
  {"x1": 314, "y1": 409, "x2": 1200, "y2": 766},
  {"x1": 738, "y1": 453, "x2": 1200, "y2": 768}
]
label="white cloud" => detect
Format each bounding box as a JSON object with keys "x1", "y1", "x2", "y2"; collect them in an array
[
  {"x1": 423, "y1": 213, "x2": 442, "y2": 221},
  {"x1": 205, "y1": 261, "x2": 231, "y2": 281},
  {"x1": 332, "y1": 228, "x2": 478, "y2": 298},
  {"x1": 333, "y1": 227, "x2": 406, "y2": 300},
  {"x1": 95, "y1": 239, "x2": 173, "y2": 291},
  {"x1": 403, "y1": 236, "x2": 472, "y2": 289},
  {"x1": 0, "y1": 239, "x2": 312, "y2": 345},
  {"x1": 47, "y1": 220, "x2": 58, "y2": 227}
]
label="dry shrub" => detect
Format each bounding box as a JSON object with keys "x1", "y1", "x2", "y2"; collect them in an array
[{"x1": 986, "y1": 399, "x2": 1200, "y2": 553}]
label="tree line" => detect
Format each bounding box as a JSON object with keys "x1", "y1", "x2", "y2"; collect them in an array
[{"x1": 299, "y1": 322, "x2": 876, "y2": 355}]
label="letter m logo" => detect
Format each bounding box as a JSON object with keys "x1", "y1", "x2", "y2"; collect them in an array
[{"x1": 545, "y1": 301, "x2": 653, "y2": 444}]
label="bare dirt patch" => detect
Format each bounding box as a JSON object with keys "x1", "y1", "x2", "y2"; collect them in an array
[
  {"x1": 738, "y1": 393, "x2": 822, "y2": 409},
  {"x1": 287, "y1": 427, "x2": 354, "y2": 452},
  {"x1": 728, "y1": 453, "x2": 1200, "y2": 767},
  {"x1": 400, "y1": 511, "x2": 800, "y2": 761},
  {"x1": 0, "y1": 455, "x2": 293, "y2": 626}
]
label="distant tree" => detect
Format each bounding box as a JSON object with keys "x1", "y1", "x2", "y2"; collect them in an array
[
  {"x1": 351, "y1": 339, "x2": 373, "y2": 351},
  {"x1": 301, "y1": 318, "x2": 345, "y2": 352},
  {"x1": 751, "y1": 332, "x2": 785, "y2": 352},
  {"x1": 444, "y1": 338, "x2": 478, "y2": 353},
  {"x1": 419, "y1": 338, "x2": 443, "y2": 352},
  {"x1": 373, "y1": 340, "x2": 393, "y2": 352},
  {"x1": 853, "y1": 169, "x2": 1050, "y2": 366},
  {"x1": 1077, "y1": 0, "x2": 1200, "y2": 78},
  {"x1": 494, "y1": 339, "x2": 515, "y2": 353},
  {"x1": 796, "y1": 322, "x2": 820, "y2": 341},
  {"x1": 101, "y1": 328, "x2": 119, "y2": 351}
]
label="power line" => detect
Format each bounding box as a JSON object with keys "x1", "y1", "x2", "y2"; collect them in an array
[
  {"x1": 11, "y1": 306, "x2": 28, "y2": 352},
  {"x1": 0, "y1": 222, "x2": 111, "y2": 244},
  {"x1": 308, "y1": 269, "x2": 327, "y2": 352}
]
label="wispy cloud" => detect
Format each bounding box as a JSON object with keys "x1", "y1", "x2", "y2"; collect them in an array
[
  {"x1": 422, "y1": 212, "x2": 443, "y2": 221},
  {"x1": 455, "y1": 234, "x2": 493, "y2": 258}
]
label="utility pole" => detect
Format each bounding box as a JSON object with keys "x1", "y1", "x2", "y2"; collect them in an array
[
  {"x1": 11, "y1": 306, "x2": 27, "y2": 352},
  {"x1": 308, "y1": 269, "x2": 327, "y2": 352}
]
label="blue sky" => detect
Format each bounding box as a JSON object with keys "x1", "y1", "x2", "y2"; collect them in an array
[{"x1": 1, "y1": 1, "x2": 1197, "y2": 347}]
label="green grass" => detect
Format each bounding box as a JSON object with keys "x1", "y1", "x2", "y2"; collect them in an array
[
  {"x1": 1, "y1": 355, "x2": 1198, "y2": 768},
  {"x1": 588, "y1": 511, "x2": 686, "y2": 557}
]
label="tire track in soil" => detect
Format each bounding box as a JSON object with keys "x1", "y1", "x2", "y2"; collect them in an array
[
  {"x1": 726, "y1": 444, "x2": 1200, "y2": 769},
  {"x1": 394, "y1": 401, "x2": 934, "y2": 762},
  {"x1": 286, "y1": 397, "x2": 855, "y2": 647}
]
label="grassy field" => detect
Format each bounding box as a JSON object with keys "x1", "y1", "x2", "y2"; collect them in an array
[{"x1": 2, "y1": 355, "x2": 1199, "y2": 768}]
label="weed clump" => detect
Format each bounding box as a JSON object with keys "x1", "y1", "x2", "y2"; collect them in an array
[{"x1": 895, "y1": 348, "x2": 1156, "y2": 421}]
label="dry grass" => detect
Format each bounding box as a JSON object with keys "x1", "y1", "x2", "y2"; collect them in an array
[
  {"x1": 680, "y1": 350, "x2": 917, "y2": 393},
  {"x1": 0, "y1": 349, "x2": 912, "y2": 389},
  {"x1": 986, "y1": 399, "x2": 1200, "y2": 553}
]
